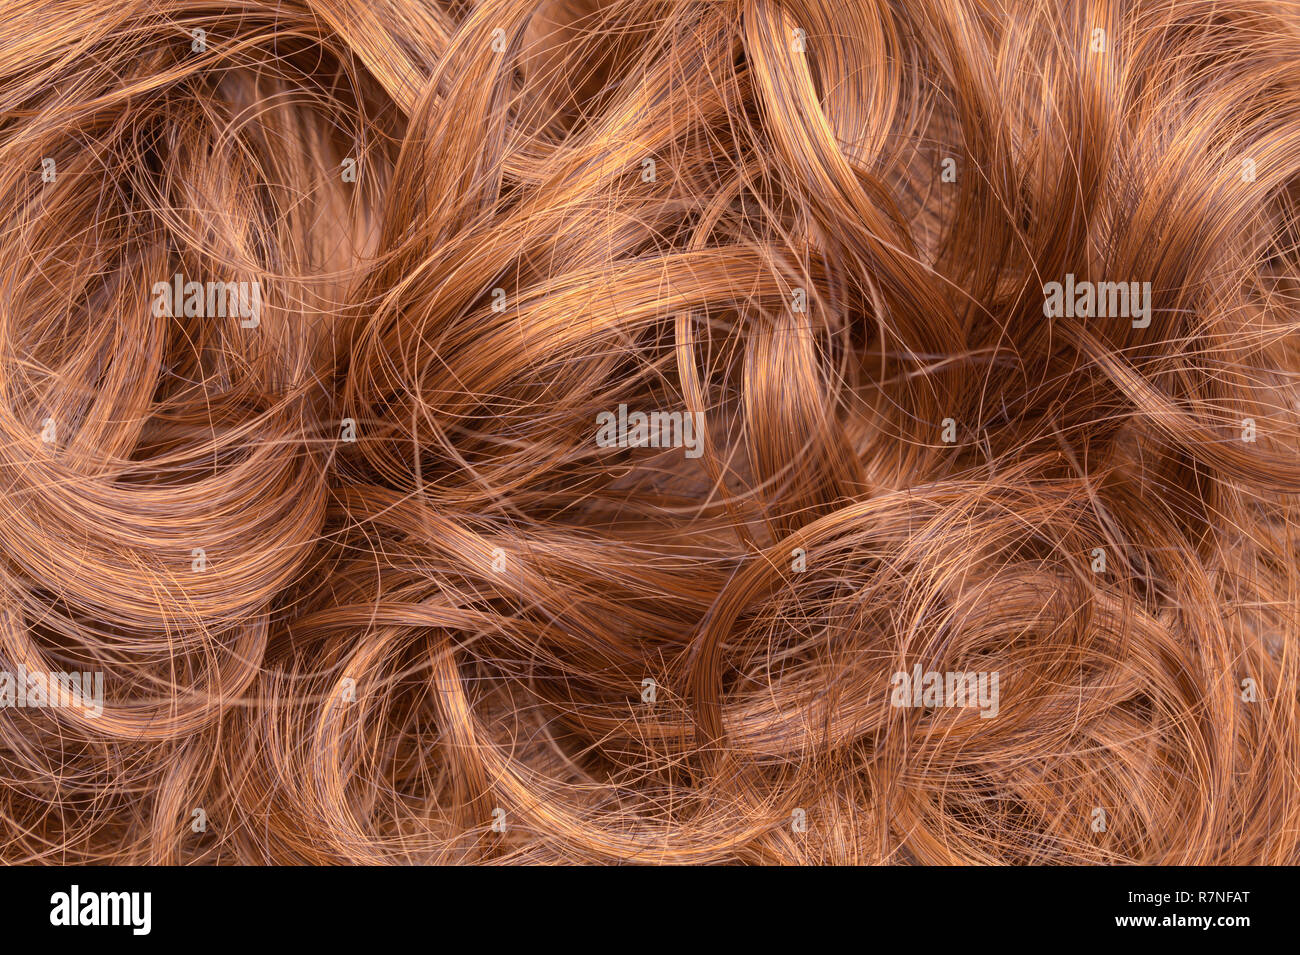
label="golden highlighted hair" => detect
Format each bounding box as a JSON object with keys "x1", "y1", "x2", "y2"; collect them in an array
[{"x1": 1, "y1": 0, "x2": 1299, "y2": 863}]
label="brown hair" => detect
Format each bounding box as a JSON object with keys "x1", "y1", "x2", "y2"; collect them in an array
[{"x1": 1, "y1": 0, "x2": 1298, "y2": 863}]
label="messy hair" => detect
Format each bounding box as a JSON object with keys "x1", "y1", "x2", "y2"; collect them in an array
[{"x1": 1, "y1": 0, "x2": 1298, "y2": 864}]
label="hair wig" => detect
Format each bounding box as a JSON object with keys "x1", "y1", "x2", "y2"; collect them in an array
[{"x1": 1, "y1": 0, "x2": 1299, "y2": 864}]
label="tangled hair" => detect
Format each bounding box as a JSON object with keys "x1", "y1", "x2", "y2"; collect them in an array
[{"x1": 1, "y1": 0, "x2": 1299, "y2": 866}]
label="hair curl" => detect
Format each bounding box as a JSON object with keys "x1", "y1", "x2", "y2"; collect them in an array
[{"x1": 1, "y1": 0, "x2": 1299, "y2": 864}]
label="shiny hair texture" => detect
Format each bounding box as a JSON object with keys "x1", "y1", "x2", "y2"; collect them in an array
[{"x1": 2, "y1": 0, "x2": 1299, "y2": 864}]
